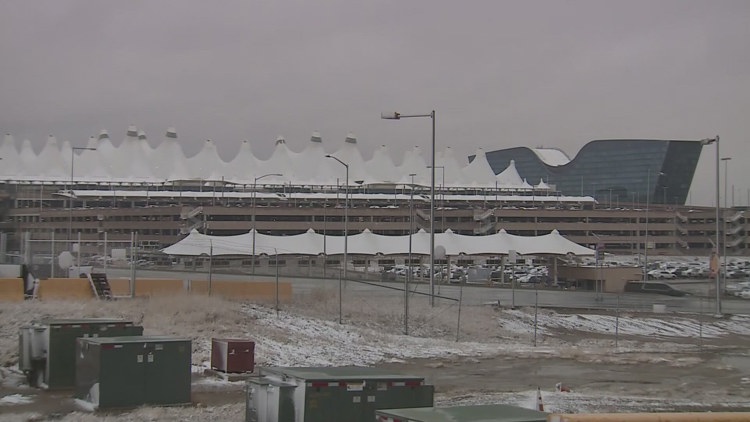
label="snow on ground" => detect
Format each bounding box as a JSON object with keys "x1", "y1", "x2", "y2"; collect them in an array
[
  {"x1": 0, "y1": 393, "x2": 33, "y2": 406},
  {"x1": 243, "y1": 304, "x2": 502, "y2": 367},
  {"x1": 498, "y1": 308, "x2": 750, "y2": 339},
  {"x1": 1, "y1": 294, "x2": 749, "y2": 421},
  {"x1": 227, "y1": 303, "x2": 750, "y2": 371}
]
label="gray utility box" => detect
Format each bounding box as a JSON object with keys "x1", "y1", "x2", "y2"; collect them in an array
[
  {"x1": 75, "y1": 336, "x2": 192, "y2": 409},
  {"x1": 18, "y1": 319, "x2": 143, "y2": 389},
  {"x1": 246, "y1": 366, "x2": 434, "y2": 422},
  {"x1": 375, "y1": 404, "x2": 548, "y2": 422}
]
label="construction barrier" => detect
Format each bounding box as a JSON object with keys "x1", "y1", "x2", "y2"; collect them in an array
[
  {"x1": 0, "y1": 278, "x2": 25, "y2": 302},
  {"x1": 37, "y1": 278, "x2": 94, "y2": 300},
  {"x1": 8, "y1": 277, "x2": 294, "y2": 302},
  {"x1": 189, "y1": 279, "x2": 292, "y2": 301},
  {"x1": 548, "y1": 412, "x2": 750, "y2": 422},
  {"x1": 107, "y1": 278, "x2": 184, "y2": 297}
]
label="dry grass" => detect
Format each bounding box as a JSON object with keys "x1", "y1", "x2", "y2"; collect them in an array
[
  {"x1": 1, "y1": 290, "x2": 503, "y2": 368},
  {"x1": 288, "y1": 285, "x2": 508, "y2": 341},
  {"x1": 2, "y1": 292, "x2": 749, "y2": 421}
]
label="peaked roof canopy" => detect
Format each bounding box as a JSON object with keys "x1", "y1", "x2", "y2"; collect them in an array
[
  {"x1": 162, "y1": 228, "x2": 595, "y2": 257},
  {"x1": 0, "y1": 129, "x2": 550, "y2": 190}
]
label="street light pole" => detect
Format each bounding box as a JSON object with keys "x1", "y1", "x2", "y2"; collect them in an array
[
  {"x1": 643, "y1": 168, "x2": 650, "y2": 281},
  {"x1": 721, "y1": 156, "x2": 731, "y2": 294},
  {"x1": 427, "y1": 165, "x2": 445, "y2": 231},
  {"x1": 700, "y1": 136, "x2": 721, "y2": 316},
  {"x1": 406, "y1": 173, "x2": 416, "y2": 335},
  {"x1": 69, "y1": 147, "x2": 96, "y2": 250},
  {"x1": 252, "y1": 173, "x2": 282, "y2": 275},
  {"x1": 326, "y1": 155, "x2": 349, "y2": 282},
  {"x1": 382, "y1": 110, "x2": 436, "y2": 306}
]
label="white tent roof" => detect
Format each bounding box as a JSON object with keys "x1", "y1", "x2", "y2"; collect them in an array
[
  {"x1": 0, "y1": 128, "x2": 558, "y2": 192},
  {"x1": 162, "y1": 228, "x2": 594, "y2": 257}
]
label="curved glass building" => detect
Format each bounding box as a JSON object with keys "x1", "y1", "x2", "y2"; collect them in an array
[{"x1": 482, "y1": 140, "x2": 704, "y2": 205}]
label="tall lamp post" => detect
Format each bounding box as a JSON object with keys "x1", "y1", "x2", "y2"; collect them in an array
[
  {"x1": 700, "y1": 136, "x2": 720, "y2": 316},
  {"x1": 251, "y1": 173, "x2": 282, "y2": 275},
  {"x1": 721, "y1": 156, "x2": 731, "y2": 293},
  {"x1": 325, "y1": 155, "x2": 349, "y2": 282},
  {"x1": 382, "y1": 110, "x2": 436, "y2": 306},
  {"x1": 69, "y1": 147, "x2": 96, "y2": 247},
  {"x1": 643, "y1": 169, "x2": 665, "y2": 281},
  {"x1": 406, "y1": 173, "x2": 417, "y2": 335},
  {"x1": 427, "y1": 165, "x2": 445, "y2": 231},
  {"x1": 643, "y1": 169, "x2": 652, "y2": 281}
]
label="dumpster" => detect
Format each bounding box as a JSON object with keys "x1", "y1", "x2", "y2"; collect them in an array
[
  {"x1": 75, "y1": 336, "x2": 192, "y2": 409},
  {"x1": 18, "y1": 318, "x2": 143, "y2": 389},
  {"x1": 246, "y1": 366, "x2": 434, "y2": 422}
]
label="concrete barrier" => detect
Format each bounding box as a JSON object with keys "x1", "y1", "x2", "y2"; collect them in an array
[
  {"x1": 190, "y1": 279, "x2": 292, "y2": 301},
  {"x1": 37, "y1": 278, "x2": 94, "y2": 300},
  {"x1": 108, "y1": 278, "x2": 184, "y2": 297},
  {"x1": 0, "y1": 278, "x2": 25, "y2": 302},
  {"x1": 1, "y1": 276, "x2": 293, "y2": 302},
  {"x1": 81, "y1": 278, "x2": 292, "y2": 302}
]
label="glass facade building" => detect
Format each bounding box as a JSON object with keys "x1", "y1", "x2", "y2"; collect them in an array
[{"x1": 482, "y1": 140, "x2": 704, "y2": 205}]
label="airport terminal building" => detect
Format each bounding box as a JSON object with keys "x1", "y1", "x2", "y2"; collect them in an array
[
  {"x1": 482, "y1": 139, "x2": 703, "y2": 206},
  {"x1": 0, "y1": 130, "x2": 747, "y2": 272}
]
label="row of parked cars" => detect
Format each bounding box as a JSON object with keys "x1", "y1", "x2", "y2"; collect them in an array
[
  {"x1": 726, "y1": 281, "x2": 750, "y2": 299},
  {"x1": 381, "y1": 263, "x2": 550, "y2": 284},
  {"x1": 645, "y1": 260, "x2": 750, "y2": 280}
]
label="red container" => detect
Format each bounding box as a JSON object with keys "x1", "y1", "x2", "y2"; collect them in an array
[{"x1": 210, "y1": 338, "x2": 255, "y2": 373}]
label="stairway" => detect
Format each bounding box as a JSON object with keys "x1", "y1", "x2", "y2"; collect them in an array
[{"x1": 87, "y1": 273, "x2": 113, "y2": 300}]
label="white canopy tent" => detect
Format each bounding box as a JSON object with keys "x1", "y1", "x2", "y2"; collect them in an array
[
  {"x1": 161, "y1": 228, "x2": 595, "y2": 257},
  {"x1": 0, "y1": 128, "x2": 554, "y2": 192}
]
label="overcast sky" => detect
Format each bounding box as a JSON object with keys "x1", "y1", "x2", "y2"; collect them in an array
[{"x1": 1, "y1": 0, "x2": 748, "y2": 206}]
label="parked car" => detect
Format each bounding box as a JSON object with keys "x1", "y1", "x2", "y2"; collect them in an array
[
  {"x1": 683, "y1": 267, "x2": 708, "y2": 278},
  {"x1": 648, "y1": 270, "x2": 676, "y2": 280},
  {"x1": 518, "y1": 274, "x2": 541, "y2": 283},
  {"x1": 727, "y1": 269, "x2": 748, "y2": 279}
]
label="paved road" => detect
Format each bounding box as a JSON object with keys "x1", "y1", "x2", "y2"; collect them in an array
[{"x1": 106, "y1": 268, "x2": 750, "y2": 315}]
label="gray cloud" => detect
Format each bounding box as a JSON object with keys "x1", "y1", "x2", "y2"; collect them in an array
[{"x1": 1, "y1": 0, "x2": 748, "y2": 205}]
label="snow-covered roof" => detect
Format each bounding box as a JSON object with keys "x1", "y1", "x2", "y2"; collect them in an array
[
  {"x1": 162, "y1": 228, "x2": 595, "y2": 257},
  {"x1": 0, "y1": 128, "x2": 535, "y2": 190},
  {"x1": 531, "y1": 147, "x2": 570, "y2": 167}
]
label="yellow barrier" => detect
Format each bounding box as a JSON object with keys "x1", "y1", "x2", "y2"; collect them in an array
[
  {"x1": 107, "y1": 278, "x2": 184, "y2": 297},
  {"x1": 0, "y1": 278, "x2": 25, "y2": 302},
  {"x1": 37, "y1": 278, "x2": 94, "y2": 300},
  {"x1": 1, "y1": 276, "x2": 293, "y2": 302},
  {"x1": 548, "y1": 412, "x2": 750, "y2": 422},
  {"x1": 191, "y1": 279, "x2": 293, "y2": 301},
  {"x1": 124, "y1": 278, "x2": 292, "y2": 301}
]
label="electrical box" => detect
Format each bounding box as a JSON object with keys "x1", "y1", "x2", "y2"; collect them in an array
[
  {"x1": 18, "y1": 319, "x2": 143, "y2": 389},
  {"x1": 75, "y1": 336, "x2": 192, "y2": 409},
  {"x1": 375, "y1": 404, "x2": 548, "y2": 422},
  {"x1": 246, "y1": 366, "x2": 434, "y2": 422},
  {"x1": 211, "y1": 338, "x2": 255, "y2": 373}
]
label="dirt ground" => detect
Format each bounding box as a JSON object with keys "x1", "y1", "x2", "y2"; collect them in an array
[{"x1": 1, "y1": 289, "x2": 749, "y2": 421}]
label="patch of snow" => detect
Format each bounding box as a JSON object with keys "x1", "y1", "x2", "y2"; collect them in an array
[{"x1": 0, "y1": 394, "x2": 33, "y2": 405}]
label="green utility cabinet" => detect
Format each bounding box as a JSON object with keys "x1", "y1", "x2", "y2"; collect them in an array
[
  {"x1": 246, "y1": 366, "x2": 434, "y2": 422},
  {"x1": 18, "y1": 319, "x2": 143, "y2": 389},
  {"x1": 75, "y1": 336, "x2": 192, "y2": 409},
  {"x1": 375, "y1": 404, "x2": 548, "y2": 422}
]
